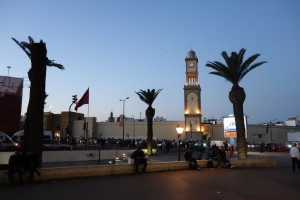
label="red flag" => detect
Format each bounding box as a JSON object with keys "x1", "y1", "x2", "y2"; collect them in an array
[
  {"x1": 265, "y1": 123, "x2": 269, "y2": 134},
  {"x1": 74, "y1": 88, "x2": 89, "y2": 111}
]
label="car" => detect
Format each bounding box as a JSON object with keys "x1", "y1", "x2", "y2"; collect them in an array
[
  {"x1": 12, "y1": 130, "x2": 53, "y2": 143},
  {"x1": 0, "y1": 131, "x2": 20, "y2": 151},
  {"x1": 247, "y1": 144, "x2": 260, "y2": 151},
  {"x1": 43, "y1": 139, "x2": 71, "y2": 151},
  {"x1": 193, "y1": 142, "x2": 207, "y2": 151}
]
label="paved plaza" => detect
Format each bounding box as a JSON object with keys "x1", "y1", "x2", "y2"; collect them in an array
[{"x1": 1, "y1": 152, "x2": 299, "y2": 200}]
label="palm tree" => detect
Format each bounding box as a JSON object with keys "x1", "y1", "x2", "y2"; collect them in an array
[
  {"x1": 135, "y1": 89, "x2": 162, "y2": 155},
  {"x1": 12, "y1": 36, "x2": 64, "y2": 163},
  {"x1": 206, "y1": 48, "x2": 266, "y2": 159}
]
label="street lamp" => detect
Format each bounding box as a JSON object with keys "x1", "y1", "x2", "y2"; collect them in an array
[
  {"x1": 190, "y1": 121, "x2": 193, "y2": 140},
  {"x1": 7, "y1": 66, "x2": 11, "y2": 77},
  {"x1": 176, "y1": 125, "x2": 184, "y2": 161},
  {"x1": 132, "y1": 115, "x2": 135, "y2": 138},
  {"x1": 120, "y1": 97, "x2": 129, "y2": 142}
]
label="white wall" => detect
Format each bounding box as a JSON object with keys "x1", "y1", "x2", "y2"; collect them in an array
[{"x1": 0, "y1": 150, "x2": 135, "y2": 165}]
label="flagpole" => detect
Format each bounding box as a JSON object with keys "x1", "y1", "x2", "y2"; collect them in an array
[{"x1": 88, "y1": 87, "x2": 90, "y2": 117}]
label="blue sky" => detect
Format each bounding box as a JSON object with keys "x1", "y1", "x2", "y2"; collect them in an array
[{"x1": 0, "y1": 0, "x2": 299, "y2": 124}]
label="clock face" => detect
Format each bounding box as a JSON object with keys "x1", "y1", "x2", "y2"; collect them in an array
[{"x1": 189, "y1": 62, "x2": 194, "y2": 67}]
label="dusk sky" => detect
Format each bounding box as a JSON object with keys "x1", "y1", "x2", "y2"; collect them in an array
[{"x1": 1, "y1": 0, "x2": 299, "y2": 124}]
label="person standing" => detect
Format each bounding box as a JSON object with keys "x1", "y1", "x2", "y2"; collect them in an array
[
  {"x1": 7, "y1": 149, "x2": 23, "y2": 185},
  {"x1": 229, "y1": 145, "x2": 234, "y2": 158},
  {"x1": 260, "y1": 142, "x2": 264, "y2": 153},
  {"x1": 131, "y1": 147, "x2": 147, "y2": 174},
  {"x1": 223, "y1": 141, "x2": 229, "y2": 153},
  {"x1": 289, "y1": 143, "x2": 300, "y2": 172}
]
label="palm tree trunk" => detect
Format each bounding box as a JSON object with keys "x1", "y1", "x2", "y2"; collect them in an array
[
  {"x1": 229, "y1": 85, "x2": 247, "y2": 159},
  {"x1": 146, "y1": 107, "x2": 155, "y2": 156},
  {"x1": 233, "y1": 103, "x2": 247, "y2": 159},
  {"x1": 23, "y1": 42, "x2": 47, "y2": 165}
]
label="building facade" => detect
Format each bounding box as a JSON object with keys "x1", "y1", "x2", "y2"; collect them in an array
[
  {"x1": 184, "y1": 50, "x2": 202, "y2": 140},
  {"x1": 0, "y1": 76, "x2": 23, "y2": 135},
  {"x1": 91, "y1": 121, "x2": 300, "y2": 144}
]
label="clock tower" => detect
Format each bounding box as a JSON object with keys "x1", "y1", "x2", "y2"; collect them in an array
[{"x1": 184, "y1": 50, "x2": 202, "y2": 140}]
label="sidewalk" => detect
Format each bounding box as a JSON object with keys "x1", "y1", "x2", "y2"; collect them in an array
[{"x1": 42, "y1": 151, "x2": 290, "y2": 168}]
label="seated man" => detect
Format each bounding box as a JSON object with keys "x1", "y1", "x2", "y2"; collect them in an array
[
  {"x1": 216, "y1": 146, "x2": 234, "y2": 168},
  {"x1": 24, "y1": 149, "x2": 41, "y2": 182},
  {"x1": 7, "y1": 149, "x2": 23, "y2": 185},
  {"x1": 131, "y1": 147, "x2": 147, "y2": 174},
  {"x1": 184, "y1": 147, "x2": 200, "y2": 170}
]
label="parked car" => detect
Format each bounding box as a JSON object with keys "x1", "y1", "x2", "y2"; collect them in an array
[
  {"x1": 12, "y1": 130, "x2": 53, "y2": 144},
  {"x1": 0, "y1": 131, "x2": 20, "y2": 151},
  {"x1": 247, "y1": 144, "x2": 260, "y2": 151},
  {"x1": 43, "y1": 139, "x2": 71, "y2": 151},
  {"x1": 194, "y1": 142, "x2": 207, "y2": 151}
]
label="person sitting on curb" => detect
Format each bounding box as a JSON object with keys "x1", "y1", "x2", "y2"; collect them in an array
[
  {"x1": 184, "y1": 147, "x2": 200, "y2": 171},
  {"x1": 131, "y1": 146, "x2": 147, "y2": 174},
  {"x1": 7, "y1": 149, "x2": 23, "y2": 185},
  {"x1": 216, "y1": 146, "x2": 234, "y2": 168},
  {"x1": 24, "y1": 149, "x2": 41, "y2": 182}
]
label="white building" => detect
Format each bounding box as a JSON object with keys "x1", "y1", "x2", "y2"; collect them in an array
[{"x1": 285, "y1": 116, "x2": 300, "y2": 127}]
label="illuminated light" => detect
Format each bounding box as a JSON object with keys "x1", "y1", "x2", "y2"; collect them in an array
[
  {"x1": 197, "y1": 128, "x2": 201, "y2": 131},
  {"x1": 176, "y1": 126, "x2": 184, "y2": 135}
]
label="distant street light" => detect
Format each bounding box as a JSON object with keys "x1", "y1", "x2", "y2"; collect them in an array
[
  {"x1": 132, "y1": 115, "x2": 135, "y2": 138},
  {"x1": 176, "y1": 125, "x2": 184, "y2": 161},
  {"x1": 7, "y1": 66, "x2": 11, "y2": 77},
  {"x1": 120, "y1": 97, "x2": 129, "y2": 141}
]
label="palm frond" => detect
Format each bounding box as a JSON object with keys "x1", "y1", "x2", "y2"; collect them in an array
[
  {"x1": 207, "y1": 48, "x2": 266, "y2": 85},
  {"x1": 28, "y1": 36, "x2": 35, "y2": 44},
  {"x1": 135, "y1": 88, "x2": 162, "y2": 107},
  {"x1": 240, "y1": 54, "x2": 260, "y2": 71},
  {"x1": 47, "y1": 59, "x2": 65, "y2": 70},
  {"x1": 240, "y1": 61, "x2": 267, "y2": 81},
  {"x1": 12, "y1": 37, "x2": 31, "y2": 58}
]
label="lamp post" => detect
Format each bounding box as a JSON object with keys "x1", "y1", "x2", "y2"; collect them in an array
[
  {"x1": 120, "y1": 97, "x2": 129, "y2": 142},
  {"x1": 190, "y1": 122, "x2": 193, "y2": 140},
  {"x1": 176, "y1": 125, "x2": 184, "y2": 161},
  {"x1": 132, "y1": 115, "x2": 135, "y2": 138},
  {"x1": 7, "y1": 66, "x2": 11, "y2": 77}
]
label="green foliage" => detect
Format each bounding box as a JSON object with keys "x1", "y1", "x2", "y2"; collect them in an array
[
  {"x1": 135, "y1": 89, "x2": 163, "y2": 107},
  {"x1": 206, "y1": 48, "x2": 266, "y2": 85}
]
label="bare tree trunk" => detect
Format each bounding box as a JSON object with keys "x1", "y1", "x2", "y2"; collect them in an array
[{"x1": 23, "y1": 42, "x2": 47, "y2": 166}]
